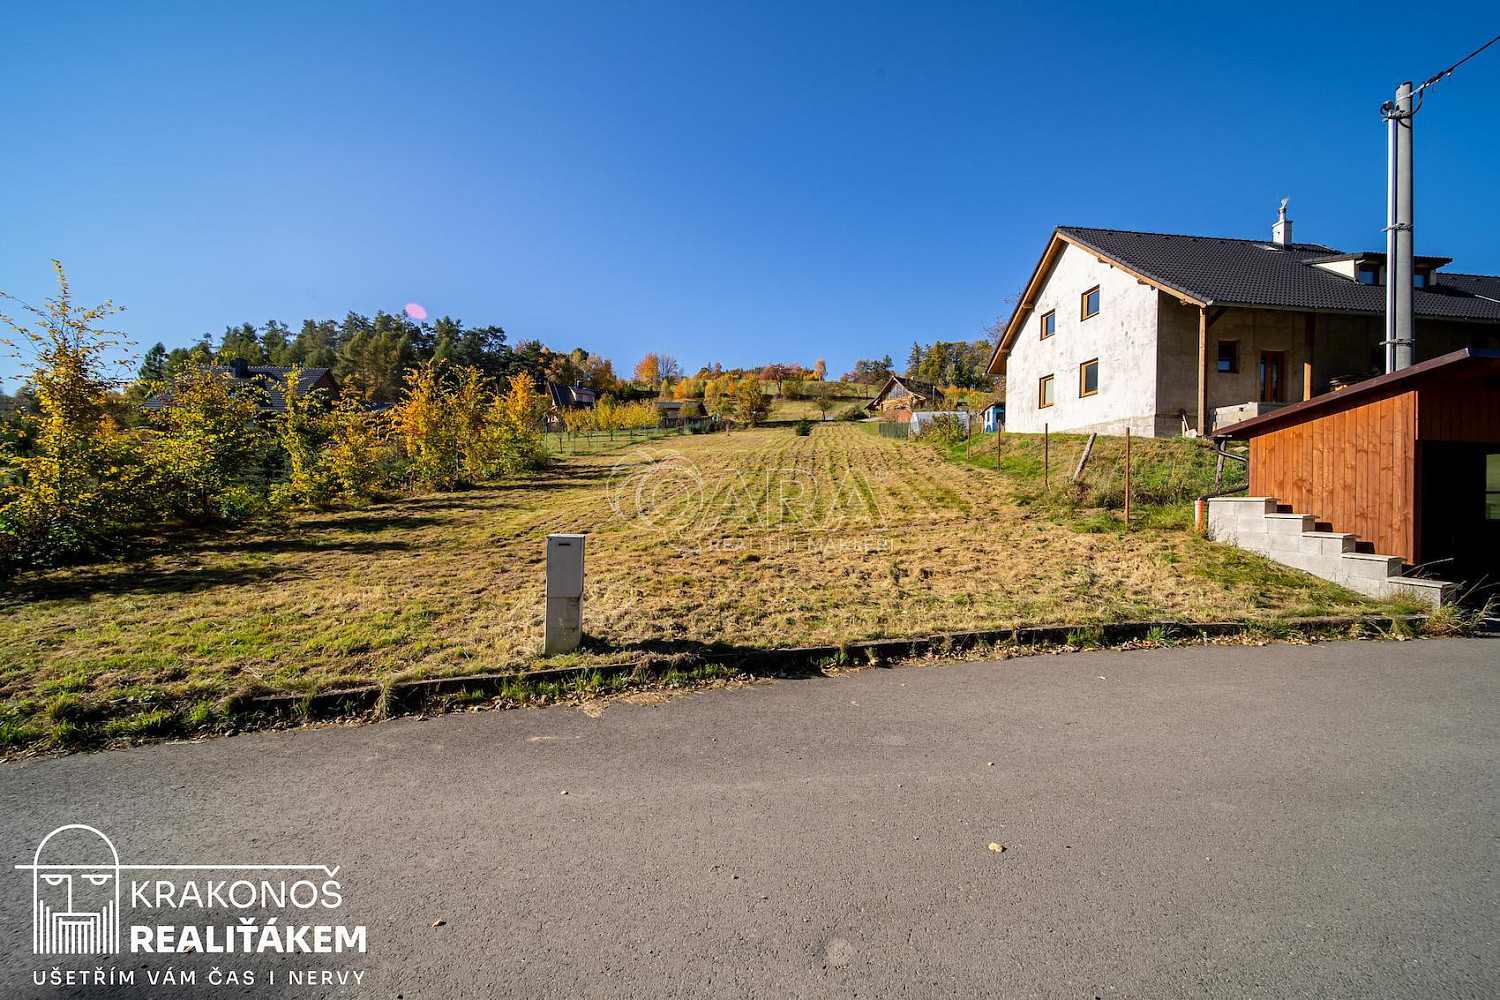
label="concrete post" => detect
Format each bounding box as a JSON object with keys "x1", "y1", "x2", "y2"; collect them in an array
[
  {"x1": 1385, "y1": 80, "x2": 1415, "y2": 372},
  {"x1": 544, "y1": 534, "x2": 585, "y2": 655}
]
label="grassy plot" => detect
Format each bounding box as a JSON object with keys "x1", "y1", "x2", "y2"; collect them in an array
[{"x1": 1, "y1": 423, "x2": 1393, "y2": 751}]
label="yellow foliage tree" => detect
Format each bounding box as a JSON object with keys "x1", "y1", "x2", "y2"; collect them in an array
[
  {"x1": 389, "y1": 361, "x2": 470, "y2": 490},
  {"x1": 144, "y1": 361, "x2": 269, "y2": 522},
  {"x1": 0, "y1": 261, "x2": 141, "y2": 570},
  {"x1": 389, "y1": 362, "x2": 548, "y2": 489},
  {"x1": 270, "y1": 366, "x2": 388, "y2": 508}
]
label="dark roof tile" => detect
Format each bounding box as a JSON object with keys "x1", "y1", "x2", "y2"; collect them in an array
[{"x1": 1058, "y1": 227, "x2": 1500, "y2": 322}]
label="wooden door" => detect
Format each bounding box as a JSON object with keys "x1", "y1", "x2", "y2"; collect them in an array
[{"x1": 1259, "y1": 351, "x2": 1287, "y2": 403}]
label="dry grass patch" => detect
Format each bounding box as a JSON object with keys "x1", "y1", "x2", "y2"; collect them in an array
[{"x1": 1, "y1": 422, "x2": 1390, "y2": 751}]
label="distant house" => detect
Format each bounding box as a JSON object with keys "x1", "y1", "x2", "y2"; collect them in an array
[
  {"x1": 143, "y1": 359, "x2": 339, "y2": 415},
  {"x1": 979, "y1": 401, "x2": 1005, "y2": 434},
  {"x1": 546, "y1": 382, "x2": 598, "y2": 410},
  {"x1": 987, "y1": 206, "x2": 1500, "y2": 438},
  {"x1": 655, "y1": 399, "x2": 705, "y2": 424},
  {"x1": 865, "y1": 375, "x2": 945, "y2": 421}
]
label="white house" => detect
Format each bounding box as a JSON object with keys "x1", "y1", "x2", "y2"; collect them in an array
[{"x1": 987, "y1": 208, "x2": 1500, "y2": 437}]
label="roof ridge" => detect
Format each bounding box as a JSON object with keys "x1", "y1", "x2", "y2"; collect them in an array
[{"x1": 1058, "y1": 224, "x2": 1339, "y2": 252}]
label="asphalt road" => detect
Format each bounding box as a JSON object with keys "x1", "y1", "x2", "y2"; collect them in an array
[{"x1": 2, "y1": 637, "x2": 1497, "y2": 999}]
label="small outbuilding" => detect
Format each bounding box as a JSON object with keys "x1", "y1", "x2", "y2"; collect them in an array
[
  {"x1": 655, "y1": 399, "x2": 705, "y2": 425},
  {"x1": 979, "y1": 402, "x2": 1005, "y2": 434},
  {"x1": 1212, "y1": 348, "x2": 1500, "y2": 593},
  {"x1": 864, "y1": 375, "x2": 945, "y2": 422}
]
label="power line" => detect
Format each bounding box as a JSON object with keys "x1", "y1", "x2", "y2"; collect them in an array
[
  {"x1": 1383, "y1": 32, "x2": 1500, "y2": 119},
  {"x1": 1416, "y1": 32, "x2": 1500, "y2": 94}
]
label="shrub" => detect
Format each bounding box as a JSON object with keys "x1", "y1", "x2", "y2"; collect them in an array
[
  {"x1": 0, "y1": 261, "x2": 143, "y2": 575},
  {"x1": 388, "y1": 361, "x2": 479, "y2": 490},
  {"x1": 910, "y1": 414, "x2": 966, "y2": 446},
  {"x1": 481, "y1": 372, "x2": 549, "y2": 476},
  {"x1": 388, "y1": 363, "x2": 548, "y2": 490},
  {"x1": 839, "y1": 406, "x2": 866, "y2": 421},
  {"x1": 792, "y1": 418, "x2": 812, "y2": 436},
  {"x1": 270, "y1": 369, "x2": 390, "y2": 509},
  {"x1": 143, "y1": 361, "x2": 270, "y2": 523},
  {"x1": 593, "y1": 396, "x2": 659, "y2": 431}
]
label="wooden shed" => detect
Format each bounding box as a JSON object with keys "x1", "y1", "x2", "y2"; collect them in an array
[{"x1": 1214, "y1": 348, "x2": 1500, "y2": 582}]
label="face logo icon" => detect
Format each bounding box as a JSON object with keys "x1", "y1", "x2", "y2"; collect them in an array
[{"x1": 27, "y1": 825, "x2": 121, "y2": 955}]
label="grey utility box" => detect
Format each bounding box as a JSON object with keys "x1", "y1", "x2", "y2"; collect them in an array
[{"x1": 544, "y1": 534, "x2": 585, "y2": 654}]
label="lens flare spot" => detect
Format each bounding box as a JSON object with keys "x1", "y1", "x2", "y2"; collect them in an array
[{"x1": 404, "y1": 302, "x2": 428, "y2": 321}]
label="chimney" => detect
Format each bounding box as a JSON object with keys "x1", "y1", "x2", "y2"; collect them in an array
[
  {"x1": 227, "y1": 357, "x2": 250, "y2": 379},
  {"x1": 1272, "y1": 198, "x2": 1293, "y2": 246}
]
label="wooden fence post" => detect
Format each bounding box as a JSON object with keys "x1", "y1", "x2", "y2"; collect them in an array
[
  {"x1": 1124, "y1": 427, "x2": 1132, "y2": 529},
  {"x1": 1043, "y1": 423, "x2": 1049, "y2": 490},
  {"x1": 1073, "y1": 432, "x2": 1097, "y2": 484}
]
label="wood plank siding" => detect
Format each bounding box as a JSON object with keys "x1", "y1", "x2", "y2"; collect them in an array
[
  {"x1": 1418, "y1": 380, "x2": 1500, "y2": 442},
  {"x1": 1248, "y1": 391, "x2": 1418, "y2": 563}
]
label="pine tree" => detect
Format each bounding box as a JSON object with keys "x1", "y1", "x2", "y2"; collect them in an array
[{"x1": 138, "y1": 342, "x2": 168, "y2": 384}]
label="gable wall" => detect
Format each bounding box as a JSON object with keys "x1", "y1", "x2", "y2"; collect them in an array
[{"x1": 1002, "y1": 242, "x2": 1161, "y2": 435}]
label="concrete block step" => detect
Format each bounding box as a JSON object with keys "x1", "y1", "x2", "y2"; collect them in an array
[
  {"x1": 1339, "y1": 552, "x2": 1404, "y2": 580},
  {"x1": 1265, "y1": 513, "x2": 1317, "y2": 534},
  {"x1": 1300, "y1": 531, "x2": 1356, "y2": 556},
  {"x1": 1210, "y1": 497, "x2": 1280, "y2": 515}
]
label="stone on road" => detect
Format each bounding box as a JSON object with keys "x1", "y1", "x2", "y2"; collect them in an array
[{"x1": 2, "y1": 638, "x2": 1497, "y2": 998}]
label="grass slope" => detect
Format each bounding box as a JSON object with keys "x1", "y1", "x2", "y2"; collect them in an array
[{"x1": 1, "y1": 423, "x2": 1389, "y2": 750}]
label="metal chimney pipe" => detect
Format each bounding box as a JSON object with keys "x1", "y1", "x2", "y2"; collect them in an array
[{"x1": 1385, "y1": 81, "x2": 1415, "y2": 371}]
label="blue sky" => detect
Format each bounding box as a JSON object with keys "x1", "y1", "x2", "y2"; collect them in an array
[{"x1": 2, "y1": 2, "x2": 1497, "y2": 386}]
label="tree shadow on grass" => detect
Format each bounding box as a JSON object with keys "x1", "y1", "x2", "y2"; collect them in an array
[
  {"x1": 5, "y1": 561, "x2": 300, "y2": 604},
  {"x1": 283, "y1": 514, "x2": 445, "y2": 535}
]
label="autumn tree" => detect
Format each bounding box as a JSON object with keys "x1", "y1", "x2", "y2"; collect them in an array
[
  {"x1": 841, "y1": 356, "x2": 895, "y2": 385},
  {"x1": 634, "y1": 353, "x2": 661, "y2": 386},
  {"x1": 809, "y1": 384, "x2": 835, "y2": 421},
  {"x1": 759, "y1": 363, "x2": 805, "y2": 396},
  {"x1": 144, "y1": 361, "x2": 269, "y2": 522},
  {"x1": 0, "y1": 260, "x2": 141, "y2": 572},
  {"x1": 735, "y1": 377, "x2": 771, "y2": 427},
  {"x1": 268, "y1": 366, "x2": 386, "y2": 508}
]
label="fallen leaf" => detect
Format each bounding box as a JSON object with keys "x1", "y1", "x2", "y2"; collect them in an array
[
  {"x1": 988, "y1": 843, "x2": 1005, "y2": 853},
  {"x1": 432, "y1": 919, "x2": 446, "y2": 927}
]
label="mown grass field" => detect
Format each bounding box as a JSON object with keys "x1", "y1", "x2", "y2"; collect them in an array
[{"x1": 0, "y1": 420, "x2": 1396, "y2": 751}]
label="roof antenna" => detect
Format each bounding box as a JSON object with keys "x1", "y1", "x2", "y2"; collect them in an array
[{"x1": 1273, "y1": 198, "x2": 1293, "y2": 246}]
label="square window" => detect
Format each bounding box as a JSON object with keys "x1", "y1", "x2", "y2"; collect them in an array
[
  {"x1": 1079, "y1": 359, "x2": 1099, "y2": 397},
  {"x1": 1216, "y1": 340, "x2": 1239, "y2": 373},
  {"x1": 1414, "y1": 272, "x2": 1428, "y2": 288},
  {"x1": 1038, "y1": 375, "x2": 1054, "y2": 408},
  {"x1": 1041, "y1": 310, "x2": 1056, "y2": 339},
  {"x1": 1081, "y1": 287, "x2": 1100, "y2": 319},
  {"x1": 1357, "y1": 267, "x2": 1378, "y2": 285}
]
